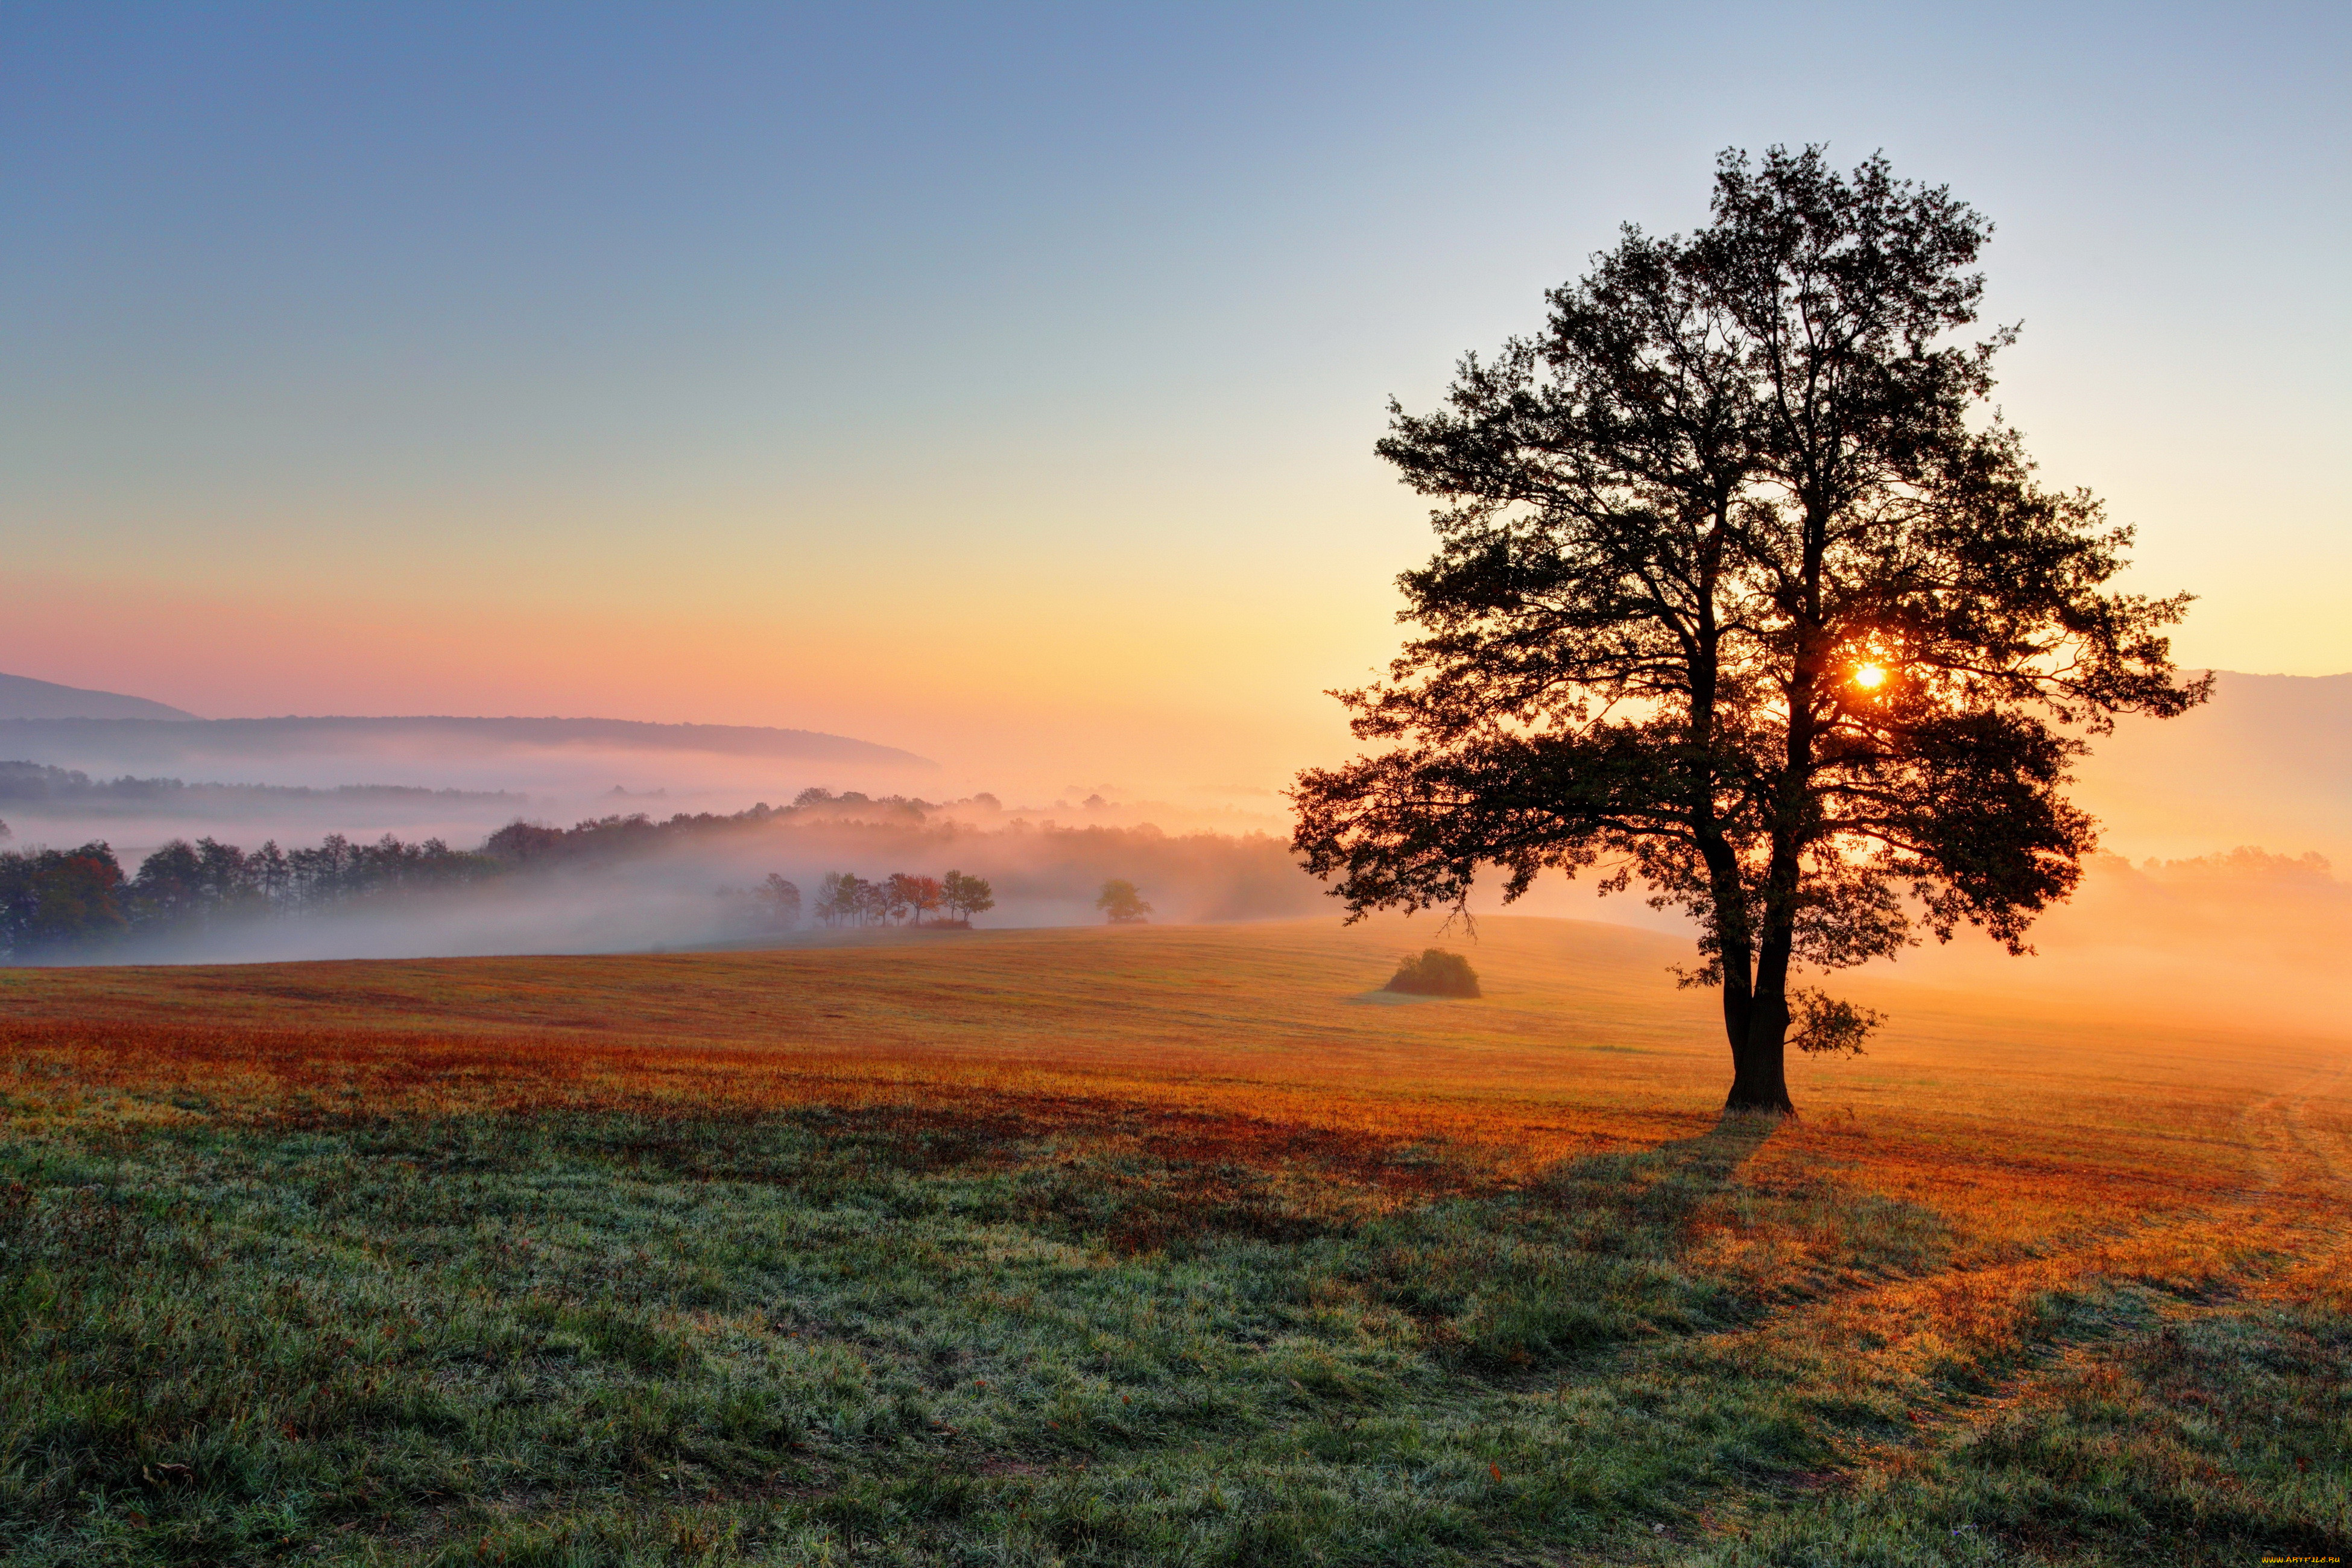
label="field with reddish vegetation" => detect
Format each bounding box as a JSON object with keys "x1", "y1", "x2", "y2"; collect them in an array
[{"x1": 3, "y1": 918, "x2": 2347, "y2": 1564}]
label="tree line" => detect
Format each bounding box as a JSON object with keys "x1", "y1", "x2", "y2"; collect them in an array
[
  {"x1": 0, "y1": 796, "x2": 1185, "y2": 959},
  {"x1": 0, "y1": 833, "x2": 498, "y2": 958},
  {"x1": 808, "y1": 870, "x2": 994, "y2": 928},
  {"x1": 0, "y1": 808, "x2": 779, "y2": 959},
  {"x1": 0, "y1": 821, "x2": 1008, "y2": 958}
]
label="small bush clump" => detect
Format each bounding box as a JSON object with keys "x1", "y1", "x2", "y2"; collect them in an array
[{"x1": 1384, "y1": 947, "x2": 1481, "y2": 997}]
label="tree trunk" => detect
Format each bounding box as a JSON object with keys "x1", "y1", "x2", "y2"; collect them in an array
[
  {"x1": 1729, "y1": 762, "x2": 1804, "y2": 1116},
  {"x1": 1729, "y1": 650, "x2": 1808, "y2": 1121},
  {"x1": 1725, "y1": 958, "x2": 1794, "y2": 1113}
]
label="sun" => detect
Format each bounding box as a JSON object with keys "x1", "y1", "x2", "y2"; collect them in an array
[{"x1": 1853, "y1": 663, "x2": 1887, "y2": 689}]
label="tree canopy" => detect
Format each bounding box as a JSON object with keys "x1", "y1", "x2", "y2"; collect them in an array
[
  {"x1": 1292, "y1": 146, "x2": 2204, "y2": 1113},
  {"x1": 1096, "y1": 879, "x2": 1152, "y2": 923},
  {"x1": 943, "y1": 870, "x2": 996, "y2": 924}
]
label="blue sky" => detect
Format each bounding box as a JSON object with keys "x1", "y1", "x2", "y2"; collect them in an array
[{"x1": 2, "y1": 2, "x2": 2344, "y2": 793}]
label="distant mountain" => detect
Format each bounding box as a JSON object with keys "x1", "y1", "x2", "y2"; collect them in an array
[{"x1": 0, "y1": 671, "x2": 197, "y2": 721}]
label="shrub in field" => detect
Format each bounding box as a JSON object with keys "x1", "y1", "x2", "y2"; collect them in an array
[{"x1": 1384, "y1": 947, "x2": 1480, "y2": 997}]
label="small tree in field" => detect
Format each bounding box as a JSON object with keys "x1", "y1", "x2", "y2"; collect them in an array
[
  {"x1": 1293, "y1": 147, "x2": 2203, "y2": 1114},
  {"x1": 753, "y1": 874, "x2": 801, "y2": 929},
  {"x1": 1096, "y1": 879, "x2": 1152, "y2": 924},
  {"x1": 943, "y1": 869, "x2": 995, "y2": 925}
]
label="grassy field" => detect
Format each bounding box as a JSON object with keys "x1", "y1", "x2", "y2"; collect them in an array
[{"x1": 1, "y1": 917, "x2": 2346, "y2": 1565}]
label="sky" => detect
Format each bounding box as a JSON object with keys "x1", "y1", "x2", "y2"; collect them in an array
[{"x1": 4, "y1": 1, "x2": 2347, "y2": 801}]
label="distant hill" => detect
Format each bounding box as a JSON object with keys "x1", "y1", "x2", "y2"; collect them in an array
[
  {"x1": 2064, "y1": 670, "x2": 2352, "y2": 864},
  {"x1": 0, "y1": 759, "x2": 523, "y2": 810},
  {"x1": 0, "y1": 672, "x2": 196, "y2": 721},
  {"x1": 0, "y1": 714, "x2": 932, "y2": 771}
]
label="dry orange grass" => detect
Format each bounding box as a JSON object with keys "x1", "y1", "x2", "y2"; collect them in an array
[{"x1": 7, "y1": 915, "x2": 2345, "y2": 1283}]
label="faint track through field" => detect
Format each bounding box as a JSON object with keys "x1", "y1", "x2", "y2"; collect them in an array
[{"x1": 1736, "y1": 1057, "x2": 2352, "y2": 1506}]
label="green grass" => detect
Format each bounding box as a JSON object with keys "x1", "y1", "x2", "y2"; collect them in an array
[
  {"x1": 0, "y1": 1106, "x2": 1771, "y2": 1564},
  {"x1": 4, "y1": 1099, "x2": 2341, "y2": 1565}
]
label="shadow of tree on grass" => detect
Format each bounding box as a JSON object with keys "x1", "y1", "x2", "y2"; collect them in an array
[{"x1": 1326, "y1": 1111, "x2": 1795, "y2": 1373}]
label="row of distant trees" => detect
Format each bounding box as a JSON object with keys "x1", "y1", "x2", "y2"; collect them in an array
[
  {"x1": 0, "y1": 805, "x2": 860, "y2": 958},
  {"x1": 0, "y1": 832, "x2": 495, "y2": 958},
  {"x1": 0, "y1": 808, "x2": 1153, "y2": 958},
  {"x1": 745, "y1": 873, "x2": 1153, "y2": 929},
  {"x1": 0, "y1": 808, "x2": 834, "y2": 958},
  {"x1": 801, "y1": 870, "x2": 996, "y2": 929},
  {"x1": 0, "y1": 836, "x2": 1014, "y2": 957}
]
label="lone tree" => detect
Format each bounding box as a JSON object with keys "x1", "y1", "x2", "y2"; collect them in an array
[
  {"x1": 753, "y1": 873, "x2": 801, "y2": 929},
  {"x1": 1096, "y1": 879, "x2": 1152, "y2": 924},
  {"x1": 1293, "y1": 147, "x2": 2204, "y2": 1114}
]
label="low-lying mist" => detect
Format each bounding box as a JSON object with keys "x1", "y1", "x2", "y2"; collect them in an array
[
  {"x1": 5, "y1": 768, "x2": 2348, "y2": 1045},
  {"x1": 2, "y1": 800, "x2": 1327, "y2": 967},
  {"x1": 1859, "y1": 847, "x2": 2352, "y2": 1035}
]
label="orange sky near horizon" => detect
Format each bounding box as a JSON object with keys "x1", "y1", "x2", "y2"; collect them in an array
[{"x1": 7, "y1": 7, "x2": 2347, "y2": 804}]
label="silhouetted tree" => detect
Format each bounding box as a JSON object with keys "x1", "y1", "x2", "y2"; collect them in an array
[
  {"x1": 249, "y1": 841, "x2": 290, "y2": 904},
  {"x1": 1385, "y1": 948, "x2": 1481, "y2": 998},
  {"x1": 130, "y1": 838, "x2": 209, "y2": 927},
  {"x1": 1096, "y1": 879, "x2": 1152, "y2": 924},
  {"x1": 1293, "y1": 147, "x2": 2204, "y2": 1114},
  {"x1": 195, "y1": 837, "x2": 253, "y2": 911},
  {"x1": 482, "y1": 820, "x2": 568, "y2": 864}
]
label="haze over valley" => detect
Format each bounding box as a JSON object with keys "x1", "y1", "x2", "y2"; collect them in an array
[{"x1": 3, "y1": 665, "x2": 2346, "y2": 1045}]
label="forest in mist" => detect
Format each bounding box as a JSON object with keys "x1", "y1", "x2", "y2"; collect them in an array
[
  {"x1": 1, "y1": 780, "x2": 2344, "y2": 1040},
  {"x1": 0, "y1": 788, "x2": 1321, "y2": 966}
]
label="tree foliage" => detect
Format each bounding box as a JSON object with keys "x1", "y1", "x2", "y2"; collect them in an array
[
  {"x1": 943, "y1": 869, "x2": 996, "y2": 924},
  {"x1": 753, "y1": 874, "x2": 802, "y2": 929},
  {"x1": 813, "y1": 868, "x2": 991, "y2": 928},
  {"x1": 1292, "y1": 147, "x2": 2204, "y2": 1111},
  {"x1": 0, "y1": 842, "x2": 127, "y2": 959},
  {"x1": 1096, "y1": 879, "x2": 1152, "y2": 923},
  {"x1": 0, "y1": 832, "x2": 501, "y2": 959}
]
